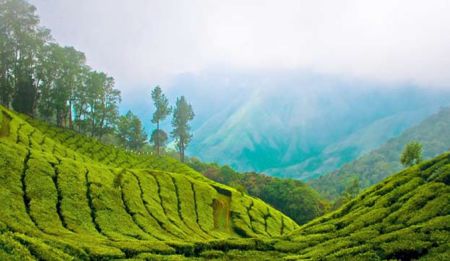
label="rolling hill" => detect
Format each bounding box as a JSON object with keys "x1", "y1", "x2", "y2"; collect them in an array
[
  {"x1": 311, "y1": 106, "x2": 450, "y2": 200},
  {"x1": 0, "y1": 105, "x2": 298, "y2": 259},
  {"x1": 1, "y1": 106, "x2": 450, "y2": 260}
]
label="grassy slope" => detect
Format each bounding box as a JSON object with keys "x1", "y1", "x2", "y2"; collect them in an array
[
  {"x1": 311, "y1": 107, "x2": 450, "y2": 200},
  {"x1": 0, "y1": 106, "x2": 298, "y2": 260}
]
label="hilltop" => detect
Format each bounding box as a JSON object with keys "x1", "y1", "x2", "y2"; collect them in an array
[{"x1": 311, "y1": 107, "x2": 450, "y2": 200}]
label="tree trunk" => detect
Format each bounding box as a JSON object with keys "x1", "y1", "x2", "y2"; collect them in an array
[
  {"x1": 68, "y1": 100, "x2": 73, "y2": 129},
  {"x1": 179, "y1": 139, "x2": 185, "y2": 162},
  {"x1": 156, "y1": 121, "x2": 160, "y2": 156}
]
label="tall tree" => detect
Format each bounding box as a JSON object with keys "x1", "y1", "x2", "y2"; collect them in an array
[
  {"x1": 84, "y1": 71, "x2": 120, "y2": 138},
  {"x1": 171, "y1": 96, "x2": 194, "y2": 162},
  {"x1": 49, "y1": 45, "x2": 86, "y2": 127},
  {"x1": 117, "y1": 111, "x2": 147, "y2": 151},
  {"x1": 150, "y1": 86, "x2": 171, "y2": 155},
  {"x1": 0, "y1": 0, "x2": 50, "y2": 113},
  {"x1": 72, "y1": 66, "x2": 91, "y2": 131}
]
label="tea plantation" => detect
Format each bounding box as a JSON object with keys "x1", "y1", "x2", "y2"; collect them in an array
[
  {"x1": 0, "y1": 105, "x2": 449, "y2": 260},
  {"x1": 0, "y1": 106, "x2": 298, "y2": 259}
]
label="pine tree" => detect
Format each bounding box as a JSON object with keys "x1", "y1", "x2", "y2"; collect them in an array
[
  {"x1": 150, "y1": 86, "x2": 171, "y2": 155},
  {"x1": 171, "y1": 96, "x2": 194, "y2": 162}
]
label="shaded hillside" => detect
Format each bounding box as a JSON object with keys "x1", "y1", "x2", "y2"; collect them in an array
[
  {"x1": 176, "y1": 71, "x2": 450, "y2": 179},
  {"x1": 0, "y1": 106, "x2": 298, "y2": 259},
  {"x1": 311, "y1": 107, "x2": 450, "y2": 200},
  {"x1": 187, "y1": 158, "x2": 328, "y2": 225}
]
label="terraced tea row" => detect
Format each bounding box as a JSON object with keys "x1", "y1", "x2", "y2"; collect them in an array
[
  {"x1": 0, "y1": 106, "x2": 299, "y2": 259},
  {"x1": 1, "y1": 106, "x2": 448, "y2": 260},
  {"x1": 23, "y1": 115, "x2": 199, "y2": 177}
]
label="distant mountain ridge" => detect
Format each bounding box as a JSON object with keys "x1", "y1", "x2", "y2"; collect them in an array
[
  {"x1": 166, "y1": 71, "x2": 450, "y2": 179},
  {"x1": 310, "y1": 106, "x2": 450, "y2": 200},
  {"x1": 266, "y1": 108, "x2": 438, "y2": 179}
]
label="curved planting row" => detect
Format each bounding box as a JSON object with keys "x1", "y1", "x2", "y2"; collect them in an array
[{"x1": 0, "y1": 106, "x2": 298, "y2": 259}]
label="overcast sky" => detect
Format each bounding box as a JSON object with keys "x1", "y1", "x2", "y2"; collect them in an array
[{"x1": 30, "y1": 0, "x2": 450, "y2": 91}]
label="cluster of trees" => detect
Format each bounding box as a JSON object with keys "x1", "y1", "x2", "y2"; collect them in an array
[
  {"x1": 149, "y1": 86, "x2": 194, "y2": 162},
  {"x1": 0, "y1": 0, "x2": 195, "y2": 161},
  {"x1": 0, "y1": 0, "x2": 120, "y2": 138},
  {"x1": 187, "y1": 158, "x2": 329, "y2": 224}
]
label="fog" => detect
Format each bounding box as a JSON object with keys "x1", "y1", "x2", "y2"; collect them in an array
[{"x1": 30, "y1": 0, "x2": 450, "y2": 92}]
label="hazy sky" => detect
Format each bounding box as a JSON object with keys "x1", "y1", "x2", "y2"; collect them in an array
[{"x1": 30, "y1": 0, "x2": 450, "y2": 91}]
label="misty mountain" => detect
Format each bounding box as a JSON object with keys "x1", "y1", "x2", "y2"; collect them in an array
[
  {"x1": 165, "y1": 70, "x2": 450, "y2": 179},
  {"x1": 310, "y1": 106, "x2": 450, "y2": 200}
]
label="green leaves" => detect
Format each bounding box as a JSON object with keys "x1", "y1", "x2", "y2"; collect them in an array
[
  {"x1": 116, "y1": 111, "x2": 147, "y2": 151},
  {"x1": 150, "y1": 86, "x2": 171, "y2": 155},
  {"x1": 0, "y1": 0, "x2": 121, "y2": 134},
  {"x1": 171, "y1": 96, "x2": 194, "y2": 162},
  {"x1": 401, "y1": 141, "x2": 424, "y2": 167},
  {"x1": 151, "y1": 86, "x2": 171, "y2": 125}
]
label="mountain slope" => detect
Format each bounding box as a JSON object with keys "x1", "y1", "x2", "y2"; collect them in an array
[
  {"x1": 0, "y1": 106, "x2": 298, "y2": 259},
  {"x1": 174, "y1": 71, "x2": 450, "y2": 179},
  {"x1": 311, "y1": 107, "x2": 450, "y2": 200},
  {"x1": 265, "y1": 109, "x2": 436, "y2": 179}
]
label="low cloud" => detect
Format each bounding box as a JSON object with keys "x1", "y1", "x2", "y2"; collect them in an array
[{"x1": 31, "y1": 0, "x2": 450, "y2": 89}]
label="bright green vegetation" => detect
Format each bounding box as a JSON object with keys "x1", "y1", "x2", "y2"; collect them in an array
[
  {"x1": 188, "y1": 151, "x2": 450, "y2": 260},
  {"x1": 188, "y1": 159, "x2": 328, "y2": 225},
  {"x1": 2, "y1": 105, "x2": 449, "y2": 260},
  {"x1": 0, "y1": 106, "x2": 299, "y2": 259},
  {"x1": 311, "y1": 107, "x2": 450, "y2": 200},
  {"x1": 278, "y1": 151, "x2": 450, "y2": 260}
]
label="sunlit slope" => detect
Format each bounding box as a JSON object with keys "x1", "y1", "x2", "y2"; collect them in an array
[
  {"x1": 275, "y1": 152, "x2": 450, "y2": 260},
  {"x1": 0, "y1": 106, "x2": 298, "y2": 259}
]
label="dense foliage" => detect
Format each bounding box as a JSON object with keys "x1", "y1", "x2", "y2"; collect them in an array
[
  {"x1": 188, "y1": 158, "x2": 328, "y2": 225},
  {"x1": 0, "y1": 0, "x2": 197, "y2": 154},
  {"x1": 116, "y1": 110, "x2": 148, "y2": 151},
  {"x1": 311, "y1": 107, "x2": 450, "y2": 200},
  {"x1": 0, "y1": 0, "x2": 122, "y2": 138}
]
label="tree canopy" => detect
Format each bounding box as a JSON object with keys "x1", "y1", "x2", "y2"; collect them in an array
[
  {"x1": 171, "y1": 96, "x2": 194, "y2": 162},
  {"x1": 400, "y1": 141, "x2": 423, "y2": 167},
  {"x1": 116, "y1": 110, "x2": 148, "y2": 151},
  {"x1": 150, "y1": 86, "x2": 171, "y2": 155}
]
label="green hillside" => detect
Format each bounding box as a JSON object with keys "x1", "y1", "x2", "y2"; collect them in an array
[
  {"x1": 1, "y1": 106, "x2": 450, "y2": 260},
  {"x1": 311, "y1": 107, "x2": 450, "y2": 200},
  {"x1": 278, "y1": 152, "x2": 450, "y2": 260},
  {"x1": 0, "y1": 105, "x2": 299, "y2": 259},
  {"x1": 187, "y1": 159, "x2": 328, "y2": 225}
]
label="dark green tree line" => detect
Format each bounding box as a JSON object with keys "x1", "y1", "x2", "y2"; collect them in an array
[
  {"x1": 0, "y1": 0, "x2": 121, "y2": 138},
  {"x1": 1, "y1": 0, "x2": 196, "y2": 156}
]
